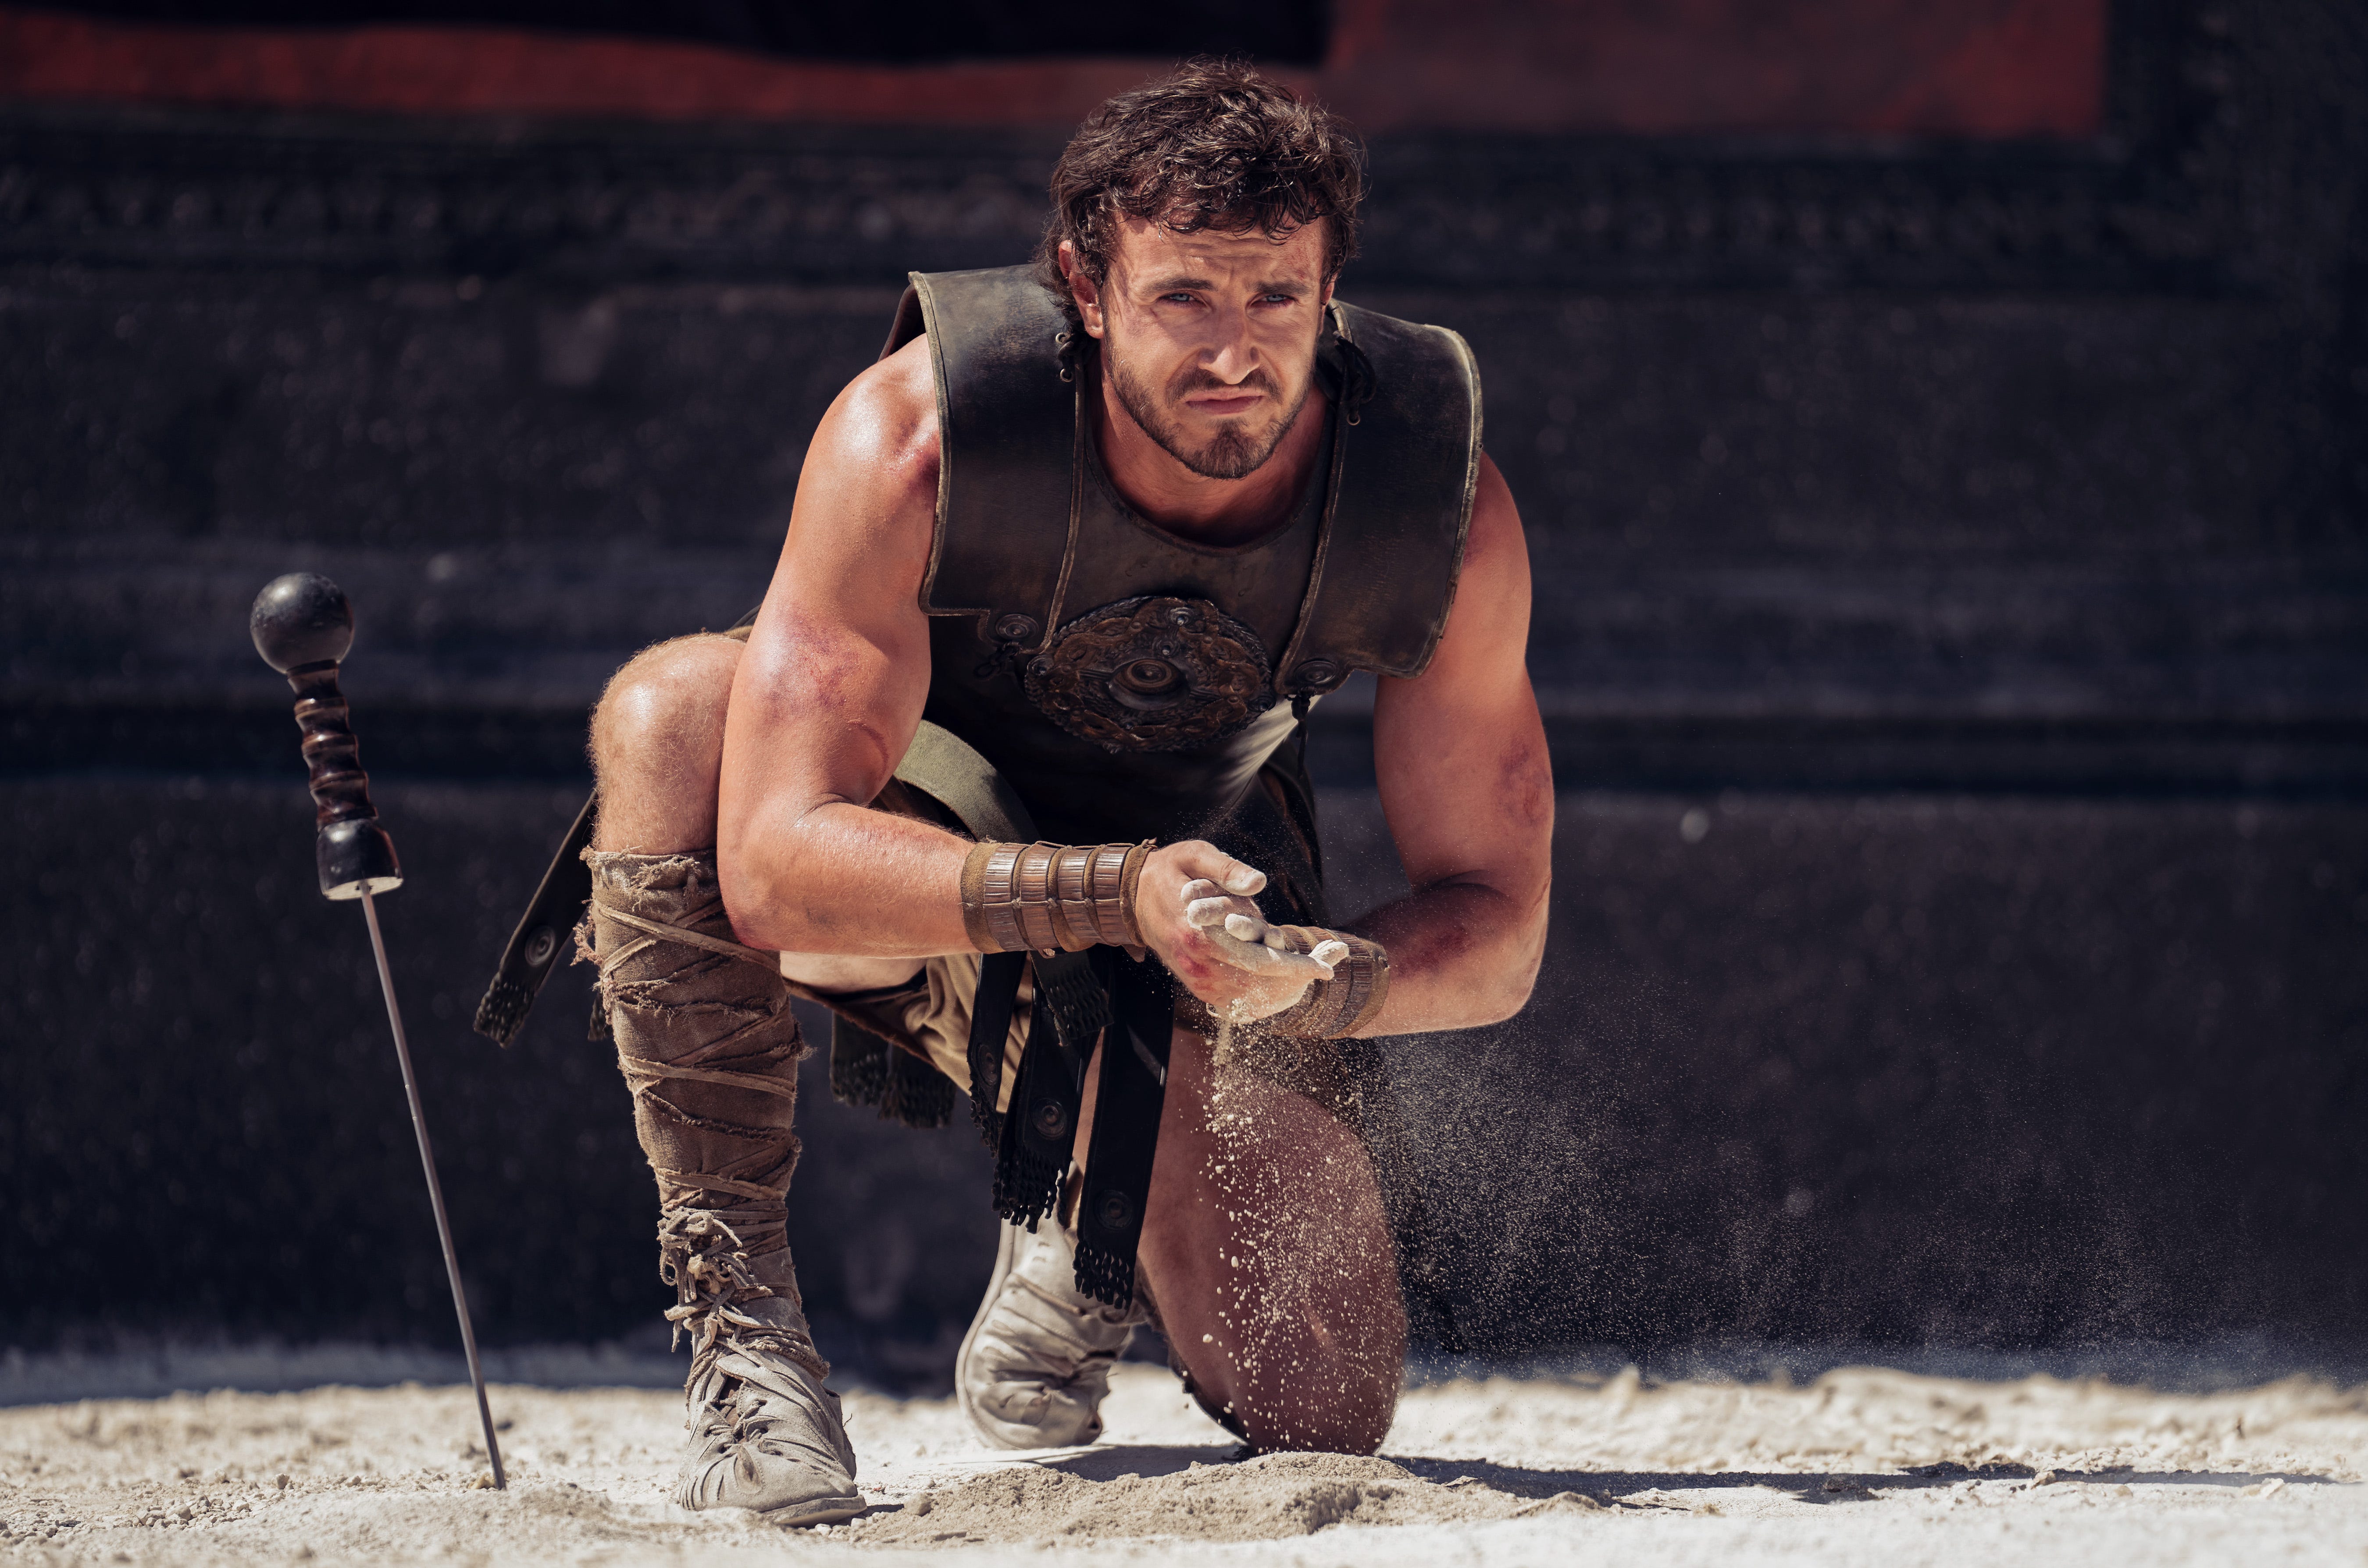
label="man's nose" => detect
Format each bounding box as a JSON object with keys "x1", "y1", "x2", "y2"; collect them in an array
[{"x1": 1200, "y1": 299, "x2": 1259, "y2": 383}]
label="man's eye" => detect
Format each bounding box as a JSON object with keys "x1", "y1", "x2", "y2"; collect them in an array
[{"x1": 1161, "y1": 292, "x2": 1198, "y2": 304}]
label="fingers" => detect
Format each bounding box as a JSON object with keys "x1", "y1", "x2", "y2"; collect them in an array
[
  {"x1": 1177, "y1": 881, "x2": 1305, "y2": 973},
  {"x1": 1163, "y1": 850, "x2": 1335, "y2": 982},
  {"x1": 1172, "y1": 844, "x2": 1267, "y2": 898},
  {"x1": 1281, "y1": 944, "x2": 1337, "y2": 977},
  {"x1": 1200, "y1": 921, "x2": 1336, "y2": 978},
  {"x1": 1219, "y1": 910, "x2": 1294, "y2": 950},
  {"x1": 1198, "y1": 923, "x2": 1270, "y2": 969},
  {"x1": 1183, "y1": 878, "x2": 1261, "y2": 931},
  {"x1": 1219, "y1": 916, "x2": 1346, "y2": 973}
]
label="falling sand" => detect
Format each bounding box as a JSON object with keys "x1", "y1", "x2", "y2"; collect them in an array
[{"x1": 3, "y1": 1359, "x2": 2364, "y2": 1564}]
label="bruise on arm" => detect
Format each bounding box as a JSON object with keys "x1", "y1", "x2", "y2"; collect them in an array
[
  {"x1": 1498, "y1": 727, "x2": 1555, "y2": 831},
  {"x1": 714, "y1": 339, "x2": 978, "y2": 956},
  {"x1": 1355, "y1": 453, "x2": 1554, "y2": 1032}
]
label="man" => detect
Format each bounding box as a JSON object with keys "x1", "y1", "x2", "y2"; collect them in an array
[{"x1": 574, "y1": 59, "x2": 1550, "y2": 1524}]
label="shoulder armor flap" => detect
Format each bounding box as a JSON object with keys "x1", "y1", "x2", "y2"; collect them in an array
[
  {"x1": 1283, "y1": 302, "x2": 1483, "y2": 689},
  {"x1": 901, "y1": 267, "x2": 1076, "y2": 647}
]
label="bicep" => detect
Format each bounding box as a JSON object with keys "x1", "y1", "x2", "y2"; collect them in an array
[
  {"x1": 1369, "y1": 454, "x2": 1553, "y2": 894},
  {"x1": 724, "y1": 358, "x2": 939, "y2": 818}
]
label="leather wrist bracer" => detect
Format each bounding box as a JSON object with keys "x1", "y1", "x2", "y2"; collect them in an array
[
  {"x1": 961, "y1": 840, "x2": 1152, "y2": 953},
  {"x1": 1260, "y1": 929, "x2": 1391, "y2": 1039}
]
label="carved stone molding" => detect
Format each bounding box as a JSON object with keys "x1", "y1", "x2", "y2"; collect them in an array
[{"x1": 0, "y1": 112, "x2": 1065, "y2": 282}]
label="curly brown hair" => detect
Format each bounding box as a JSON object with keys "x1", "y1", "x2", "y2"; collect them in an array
[{"x1": 1035, "y1": 58, "x2": 1365, "y2": 324}]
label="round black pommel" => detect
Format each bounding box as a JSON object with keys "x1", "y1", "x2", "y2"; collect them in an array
[{"x1": 250, "y1": 572, "x2": 355, "y2": 674}]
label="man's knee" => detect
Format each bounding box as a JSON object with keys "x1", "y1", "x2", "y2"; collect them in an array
[
  {"x1": 589, "y1": 634, "x2": 743, "y2": 852},
  {"x1": 1230, "y1": 1373, "x2": 1399, "y2": 1456},
  {"x1": 590, "y1": 634, "x2": 742, "y2": 782}
]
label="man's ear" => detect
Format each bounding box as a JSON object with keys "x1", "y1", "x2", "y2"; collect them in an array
[{"x1": 1059, "y1": 239, "x2": 1106, "y2": 339}]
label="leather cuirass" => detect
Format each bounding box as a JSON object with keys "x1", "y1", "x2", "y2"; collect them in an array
[{"x1": 879, "y1": 265, "x2": 1481, "y2": 863}]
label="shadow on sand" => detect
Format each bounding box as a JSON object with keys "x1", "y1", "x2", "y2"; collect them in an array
[{"x1": 1031, "y1": 1443, "x2": 2326, "y2": 1507}]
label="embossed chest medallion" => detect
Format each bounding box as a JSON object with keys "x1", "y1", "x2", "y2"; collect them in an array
[{"x1": 1022, "y1": 595, "x2": 1276, "y2": 752}]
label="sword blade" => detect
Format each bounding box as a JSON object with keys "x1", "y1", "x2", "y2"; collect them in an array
[{"x1": 360, "y1": 890, "x2": 507, "y2": 1490}]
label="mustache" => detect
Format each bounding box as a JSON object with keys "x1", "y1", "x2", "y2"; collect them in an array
[{"x1": 1169, "y1": 367, "x2": 1280, "y2": 401}]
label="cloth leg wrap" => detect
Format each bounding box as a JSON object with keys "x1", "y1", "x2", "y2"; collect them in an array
[{"x1": 581, "y1": 848, "x2": 829, "y2": 1385}]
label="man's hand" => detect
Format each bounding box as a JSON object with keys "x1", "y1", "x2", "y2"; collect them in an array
[{"x1": 1134, "y1": 841, "x2": 1345, "y2": 1022}]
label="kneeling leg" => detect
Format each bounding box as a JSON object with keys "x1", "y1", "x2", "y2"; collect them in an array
[{"x1": 1135, "y1": 1027, "x2": 1408, "y2": 1454}]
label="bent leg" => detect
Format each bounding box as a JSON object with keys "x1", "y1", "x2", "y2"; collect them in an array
[
  {"x1": 591, "y1": 633, "x2": 745, "y2": 854},
  {"x1": 591, "y1": 632, "x2": 921, "y2": 993},
  {"x1": 583, "y1": 633, "x2": 863, "y2": 1520},
  {"x1": 1132, "y1": 1026, "x2": 1408, "y2": 1453}
]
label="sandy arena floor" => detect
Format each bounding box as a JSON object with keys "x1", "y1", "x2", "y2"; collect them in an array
[{"x1": 2, "y1": 1361, "x2": 2363, "y2": 1565}]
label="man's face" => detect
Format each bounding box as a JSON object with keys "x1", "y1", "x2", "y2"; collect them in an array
[{"x1": 1069, "y1": 217, "x2": 1332, "y2": 481}]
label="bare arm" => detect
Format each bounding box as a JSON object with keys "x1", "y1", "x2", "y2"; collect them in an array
[
  {"x1": 717, "y1": 339, "x2": 976, "y2": 955},
  {"x1": 1348, "y1": 454, "x2": 1553, "y2": 1033}
]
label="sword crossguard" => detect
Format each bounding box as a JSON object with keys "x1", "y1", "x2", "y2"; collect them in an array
[{"x1": 250, "y1": 572, "x2": 403, "y2": 901}]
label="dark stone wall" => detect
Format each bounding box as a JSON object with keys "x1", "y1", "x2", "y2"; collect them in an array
[
  {"x1": 4, "y1": 0, "x2": 2364, "y2": 1375},
  {"x1": 0, "y1": 775, "x2": 1000, "y2": 1380},
  {"x1": 1375, "y1": 793, "x2": 2368, "y2": 1353}
]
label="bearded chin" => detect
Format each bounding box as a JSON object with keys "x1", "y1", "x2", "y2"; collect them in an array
[
  {"x1": 1185, "y1": 424, "x2": 1266, "y2": 481},
  {"x1": 1109, "y1": 356, "x2": 1308, "y2": 481}
]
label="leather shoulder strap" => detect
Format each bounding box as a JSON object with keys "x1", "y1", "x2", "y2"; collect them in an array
[
  {"x1": 892, "y1": 719, "x2": 1038, "y2": 843},
  {"x1": 895, "y1": 267, "x2": 1080, "y2": 654},
  {"x1": 1276, "y1": 301, "x2": 1483, "y2": 693}
]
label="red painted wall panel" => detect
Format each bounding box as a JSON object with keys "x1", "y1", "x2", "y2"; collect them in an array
[
  {"x1": 0, "y1": 0, "x2": 2105, "y2": 137},
  {"x1": 1323, "y1": 0, "x2": 2108, "y2": 137}
]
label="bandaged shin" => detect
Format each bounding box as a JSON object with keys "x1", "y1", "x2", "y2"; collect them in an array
[{"x1": 581, "y1": 848, "x2": 827, "y2": 1383}]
